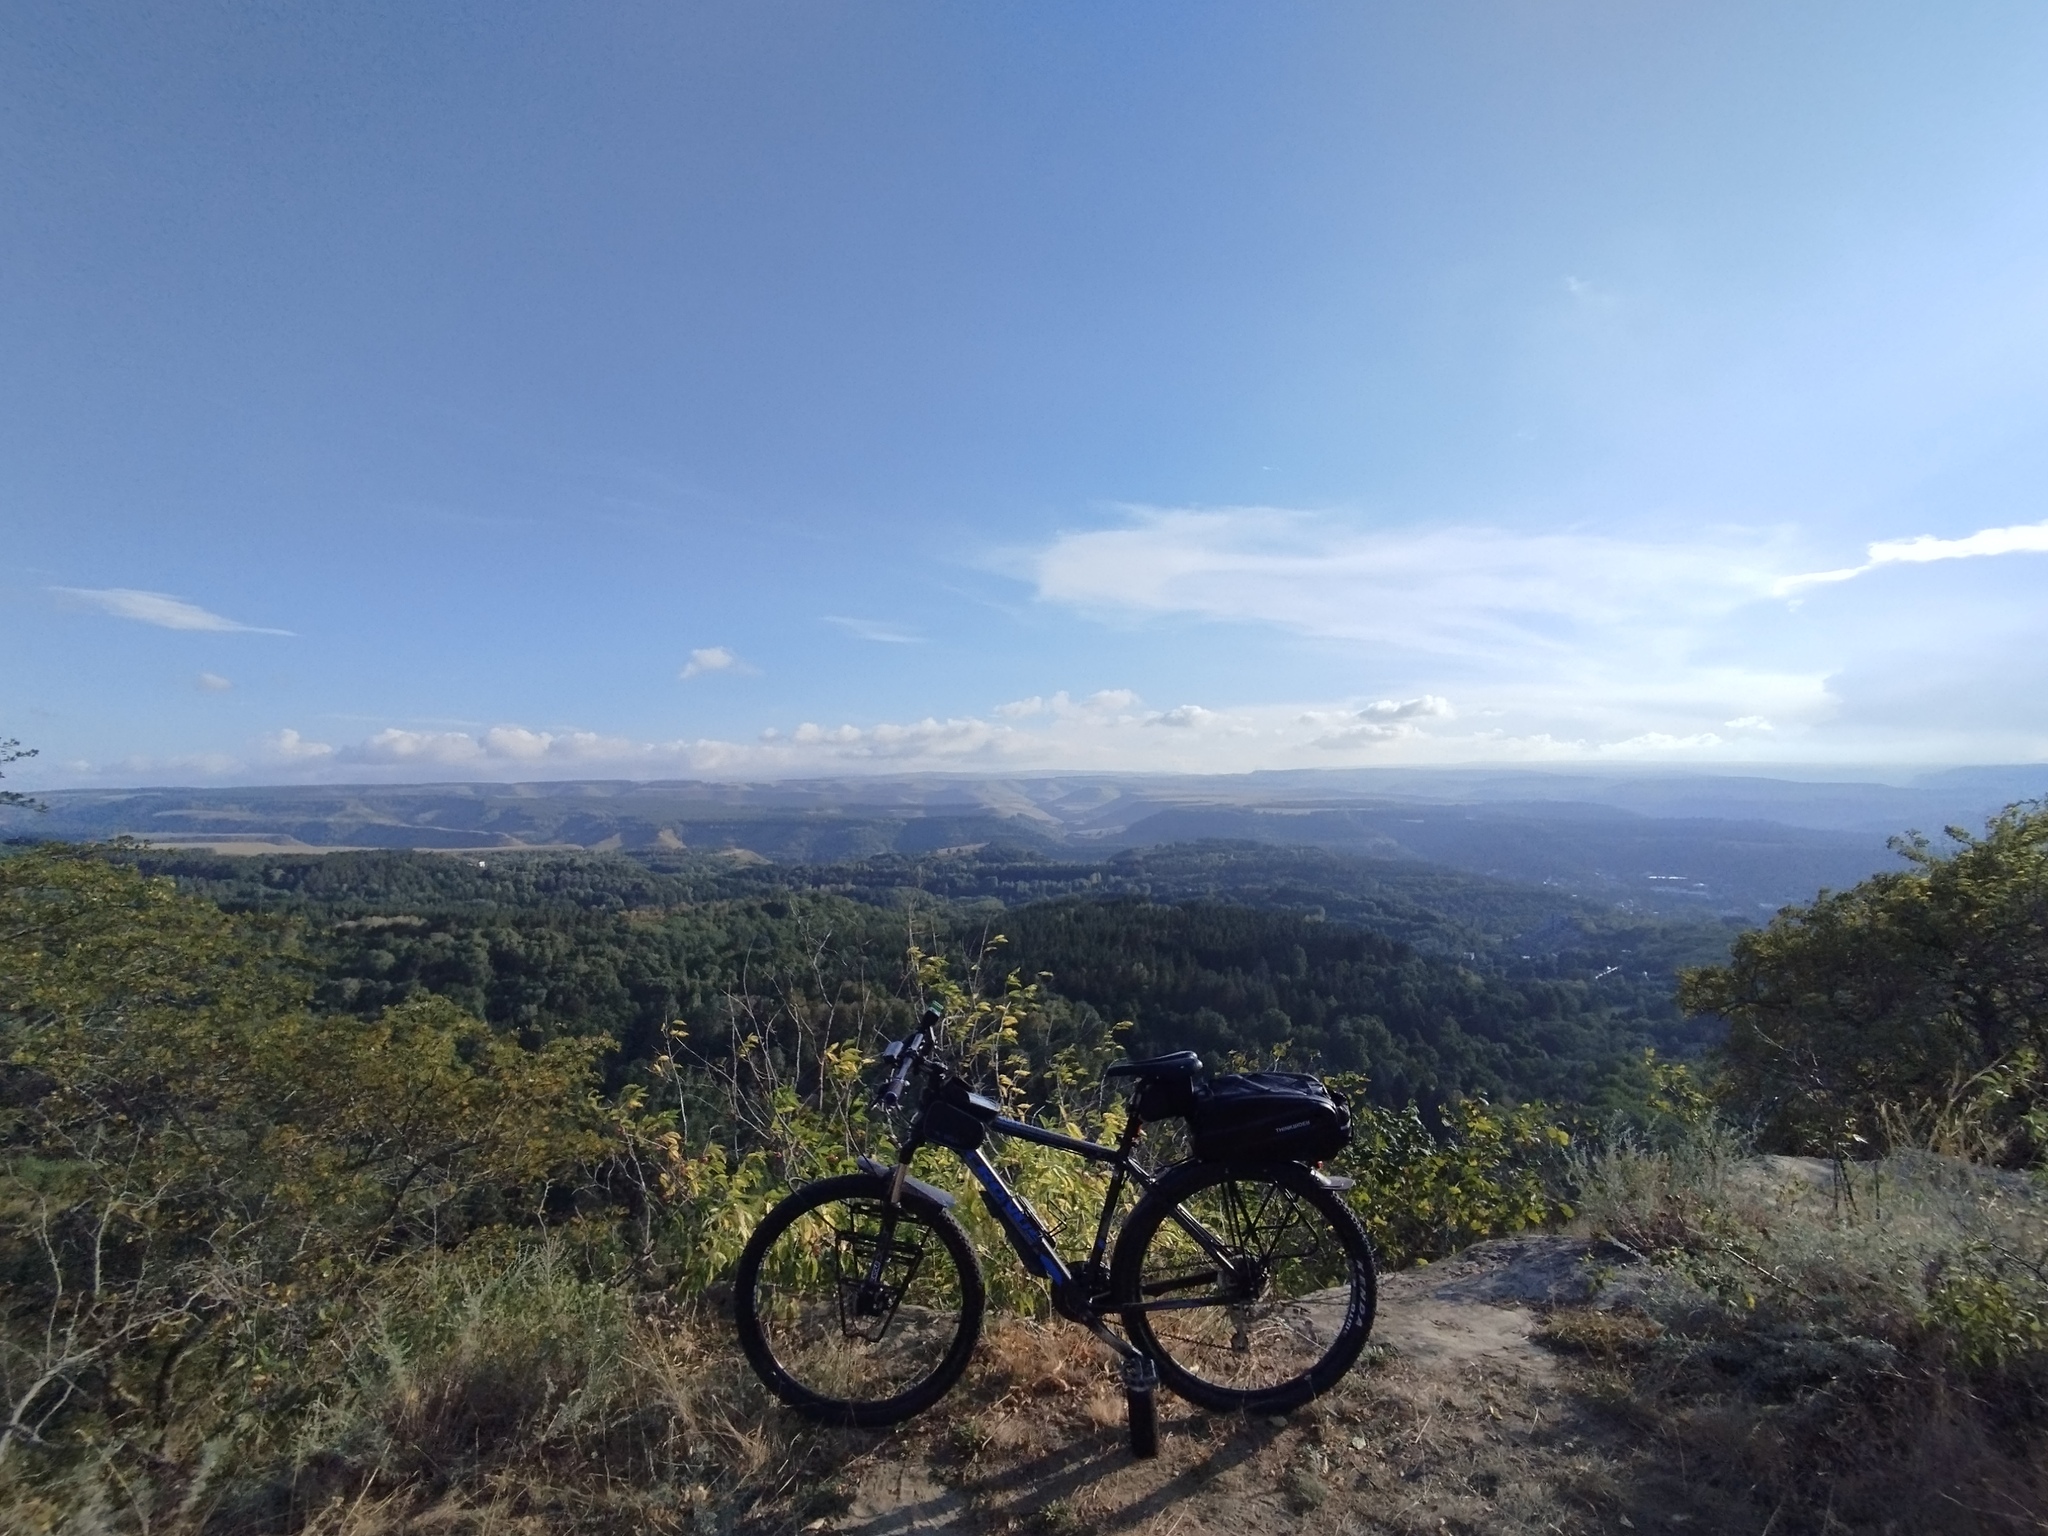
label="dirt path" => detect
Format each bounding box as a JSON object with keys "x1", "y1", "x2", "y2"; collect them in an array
[{"x1": 776, "y1": 1235, "x2": 1672, "y2": 1536}]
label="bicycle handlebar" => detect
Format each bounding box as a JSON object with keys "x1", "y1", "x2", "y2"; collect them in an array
[{"x1": 876, "y1": 1004, "x2": 948, "y2": 1110}]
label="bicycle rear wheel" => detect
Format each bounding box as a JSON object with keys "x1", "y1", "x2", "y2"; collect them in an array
[
  {"x1": 1111, "y1": 1160, "x2": 1375, "y2": 1414},
  {"x1": 734, "y1": 1173, "x2": 985, "y2": 1427}
]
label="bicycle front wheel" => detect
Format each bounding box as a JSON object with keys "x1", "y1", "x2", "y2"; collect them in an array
[
  {"x1": 733, "y1": 1172, "x2": 985, "y2": 1427},
  {"x1": 1111, "y1": 1160, "x2": 1375, "y2": 1414}
]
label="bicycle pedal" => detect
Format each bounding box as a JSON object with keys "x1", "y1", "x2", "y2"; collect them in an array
[{"x1": 1118, "y1": 1354, "x2": 1159, "y2": 1394}]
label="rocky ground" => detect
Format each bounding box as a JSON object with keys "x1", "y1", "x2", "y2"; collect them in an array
[{"x1": 741, "y1": 1233, "x2": 1701, "y2": 1536}]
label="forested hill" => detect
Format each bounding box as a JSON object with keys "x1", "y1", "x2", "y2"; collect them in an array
[
  {"x1": 27, "y1": 764, "x2": 2042, "y2": 913},
  {"x1": 996, "y1": 897, "x2": 1684, "y2": 1105},
  {"x1": 118, "y1": 840, "x2": 1736, "y2": 1110},
  {"x1": 138, "y1": 838, "x2": 1742, "y2": 960}
]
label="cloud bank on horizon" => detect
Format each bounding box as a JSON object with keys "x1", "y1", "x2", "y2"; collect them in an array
[{"x1": 7, "y1": 7, "x2": 2048, "y2": 787}]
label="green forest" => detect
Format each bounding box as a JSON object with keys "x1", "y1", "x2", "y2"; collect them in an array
[{"x1": 131, "y1": 839, "x2": 1737, "y2": 1115}]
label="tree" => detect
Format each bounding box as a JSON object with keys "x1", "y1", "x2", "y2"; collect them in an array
[
  {"x1": 1682, "y1": 800, "x2": 2048, "y2": 1162},
  {"x1": 0, "y1": 739, "x2": 41, "y2": 813},
  {"x1": 0, "y1": 844, "x2": 612, "y2": 1472}
]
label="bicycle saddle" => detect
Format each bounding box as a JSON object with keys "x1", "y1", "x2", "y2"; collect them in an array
[{"x1": 1103, "y1": 1051, "x2": 1204, "y2": 1079}]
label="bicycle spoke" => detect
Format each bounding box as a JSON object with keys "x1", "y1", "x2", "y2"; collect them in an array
[
  {"x1": 744, "y1": 1191, "x2": 977, "y2": 1414},
  {"x1": 1118, "y1": 1163, "x2": 1374, "y2": 1410}
]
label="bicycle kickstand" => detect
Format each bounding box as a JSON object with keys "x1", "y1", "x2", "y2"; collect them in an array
[
  {"x1": 1120, "y1": 1353, "x2": 1160, "y2": 1460},
  {"x1": 1076, "y1": 1317, "x2": 1160, "y2": 1460}
]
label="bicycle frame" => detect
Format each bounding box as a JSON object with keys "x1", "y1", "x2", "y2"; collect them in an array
[
  {"x1": 869, "y1": 1038, "x2": 1249, "y2": 1364},
  {"x1": 960, "y1": 1117, "x2": 1278, "y2": 1320},
  {"x1": 960, "y1": 1114, "x2": 1152, "y2": 1310}
]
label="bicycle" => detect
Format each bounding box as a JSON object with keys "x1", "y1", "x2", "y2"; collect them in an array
[{"x1": 732, "y1": 1007, "x2": 1378, "y2": 1458}]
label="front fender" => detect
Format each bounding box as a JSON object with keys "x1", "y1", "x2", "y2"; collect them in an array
[{"x1": 857, "y1": 1154, "x2": 958, "y2": 1208}]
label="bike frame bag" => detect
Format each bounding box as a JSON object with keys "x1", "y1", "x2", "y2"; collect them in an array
[
  {"x1": 921, "y1": 1076, "x2": 1003, "y2": 1152},
  {"x1": 1186, "y1": 1072, "x2": 1351, "y2": 1164}
]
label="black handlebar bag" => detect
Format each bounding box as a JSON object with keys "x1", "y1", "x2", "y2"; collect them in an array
[{"x1": 1187, "y1": 1072, "x2": 1351, "y2": 1164}]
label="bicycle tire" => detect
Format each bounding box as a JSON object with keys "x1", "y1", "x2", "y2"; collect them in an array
[
  {"x1": 734, "y1": 1172, "x2": 985, "y2": 1427},
  {"x1": 1111, "y1": 1160, "x2": 1375, "y2": 1414}
]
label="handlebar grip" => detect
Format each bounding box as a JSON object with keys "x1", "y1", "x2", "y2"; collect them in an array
[
  {"x1": 882, "y1": 1055, "x2": 914, "y2": 1109},
  {"x1": 880, "y1": 1024, "x2": 925, "y2": 1109}
]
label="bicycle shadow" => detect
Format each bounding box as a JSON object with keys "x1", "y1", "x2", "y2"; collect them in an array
[{"x1": 870, "y1": 1411, "x2": 1286, "y2": 1534}]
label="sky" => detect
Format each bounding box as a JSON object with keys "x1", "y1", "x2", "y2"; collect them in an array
[{"x1": 6, "y1": 1, "x2": 2048, "y2": 787}]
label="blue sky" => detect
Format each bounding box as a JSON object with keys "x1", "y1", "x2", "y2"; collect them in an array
[{"x1": 6, "y1": 1, "x2": 2048, "y2": 786}]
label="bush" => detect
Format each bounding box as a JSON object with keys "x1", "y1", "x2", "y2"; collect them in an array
[{"x1": 1329, "y1": 1087, "x2": 1573, "y2": 1267}]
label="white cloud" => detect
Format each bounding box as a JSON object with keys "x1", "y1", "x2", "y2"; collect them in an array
[
  {"x1": 351, "y1": 725, "x2": 645, "y2": 768},
  {"x1": 1080, "y1": 688, "x2": 1140, "y2": 712},
  {"x1": 53, "y1": 587, "x2": 292, "y2": 634},
  {"x1": 359, "y1": 728, "x2": 485, "y2": 764},
  {"x1": 277, "y1": 676, "x2": 1772, "y2": 778},
  {"x1": 823, "y1": 616, "x2": 922, "y2": 644},
  {"x1": 1776, "y1": 517, "x2": 2048, "y2": 593},
  {"x1": 1359, "y1": 695, "x2": 1454, "y2": 722},
  {"x1": 196, "y1": 672, "x2": 234, "y2": 692},
  {"x1": 996, "y1": 689, "x2": 1142, "y2": 722},
  {"x1": 268, "y1": 729, "x2": 334, "y2": 761},
  {"x1": 1596, "y1": 731, "x2": 1727, "y2": 754},
  {"x1": 680, "y1": 646, "x2": 739, "y2": 679},
  {"x1": 1303, "y1": 696, "x2": 1455, "y2": 750},
  {"x1": 469, "y1": 726, "x2": 642, "y2": 763}
]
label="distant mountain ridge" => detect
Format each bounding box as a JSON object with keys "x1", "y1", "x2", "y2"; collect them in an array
[{"x1": 9, "y1": 766, "x2": 2045, "y2": 916}]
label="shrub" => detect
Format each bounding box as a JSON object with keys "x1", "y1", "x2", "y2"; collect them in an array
[{"x1": 1328, "y1": 1087, "x2": 1573, "y2": 1267}]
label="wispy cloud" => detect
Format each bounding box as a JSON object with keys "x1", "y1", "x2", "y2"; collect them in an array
[
  {"x1": 1015, "y1": 509, "x2": 1872, "y2": 755},
  {"x1": 1028, "y1": 507, "x2": 1788, "y2": 662},
  {"x1": 53, "y1": 587, "x2": 293, "y2": 634},
  {"x1": 823, "y1": 616, "x2": 923, "y2": 644},
  {"x1": 196, "y1": 672, "x2": 234, "y2": 692},
  {"x1": 1776, "y1": 517, "x2": 2048, "y2": 593}
]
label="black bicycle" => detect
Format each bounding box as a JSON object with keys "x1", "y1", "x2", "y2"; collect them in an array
[{"x1": 732, "y1": 1008, "x2": 1377, "y2": 1457}]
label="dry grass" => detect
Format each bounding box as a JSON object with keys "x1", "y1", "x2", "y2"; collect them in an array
[{"x1": 1560, "y1": 1145, "x2": 2048, "y2": 1535}]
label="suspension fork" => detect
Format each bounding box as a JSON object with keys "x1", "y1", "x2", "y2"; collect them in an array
[{"x1": 856, "y1": 1138, "x2": 931, "y2": 1292}]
